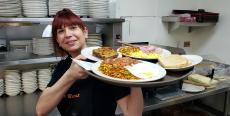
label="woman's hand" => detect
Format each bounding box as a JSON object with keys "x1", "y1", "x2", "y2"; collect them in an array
[{"x1": 67, "y1": 55, "x2": 88, "y2": 80}]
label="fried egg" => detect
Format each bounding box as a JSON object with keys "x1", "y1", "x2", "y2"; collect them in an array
[{"x1": 125, "y1": 63, "x2": 155, "y2": 79}]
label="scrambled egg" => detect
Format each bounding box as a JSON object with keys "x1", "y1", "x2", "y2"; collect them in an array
[{"x1": 130, "y1": 51, "x2": 160, "y2": 59}]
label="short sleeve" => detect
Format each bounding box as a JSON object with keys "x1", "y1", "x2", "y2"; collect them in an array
[{"x1": 47, "y1": 57, "x2": 72, "y2": 87}]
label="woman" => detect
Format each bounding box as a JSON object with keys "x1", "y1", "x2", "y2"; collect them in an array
[{"x1": 36, "y1": 8, "x2": 143, "y2": 116}]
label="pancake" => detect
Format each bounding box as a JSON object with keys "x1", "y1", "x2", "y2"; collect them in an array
[{"x1": 158, "y1": 54, "x2": 191, "y2": 68}]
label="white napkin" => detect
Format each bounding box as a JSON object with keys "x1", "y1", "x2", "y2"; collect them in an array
[
  {"x1": 71, "y1": 59, "x2": 93, "y2": 71},
  {"x1": 72, "y1": 59, "x2": 94, "y2": 70}
]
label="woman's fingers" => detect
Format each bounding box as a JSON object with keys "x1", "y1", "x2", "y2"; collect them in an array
[{"x1": 74, "y1": 55, "x2": 87, "y2": 60}]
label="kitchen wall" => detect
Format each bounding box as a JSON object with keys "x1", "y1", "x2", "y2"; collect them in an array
[
  {"x1": 113, "y1": 0, "x2": 157, "y2": 43},
  {"x1": 113, "y1": 0, "x2": 230, "y2": 113},
  {"x1": 114, "y1": 0, "x2": 230, "y2": 64}
]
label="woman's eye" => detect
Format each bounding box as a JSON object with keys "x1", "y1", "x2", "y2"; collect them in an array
[
  {"x1": 70, "y1": 26, "x2": 78, "y2": 30},
  {"x1": 57, "y1": 29, "x2": 64, "y2": 33}
]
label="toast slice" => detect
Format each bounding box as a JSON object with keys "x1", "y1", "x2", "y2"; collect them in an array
[
  {"x1": 158, "y1": 54, "x2": 191, "y2": 68},
  {"x1": 92, "y1": 47, "x2": 118, "y2": 59}
]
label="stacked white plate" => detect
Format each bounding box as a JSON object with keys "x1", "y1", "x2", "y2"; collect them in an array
[
  {"x1": 38, "y1": 69, "x2": 51, "y2": 91},
  {"x1": 4, "y1": 70, "x2": 21, "y2": 96},
  {"x1": 86, "y1": 34, "x2": 103, "y2": 47},
  {"x1": 0, "y1": 0, "x2": 21, "y2": 17},
  {"x1": 21, "y1": 0, "x2": 48, "y2": 17},
  {"x1": 22, "y1": 70, "x2": 37, "y2": 94},
  {"x1": 62, "y1": 0, "x2": 81, "y2": 15},
  {"x1": 88, "y1": 0, "x2": 109, "y2": 18},
  {"x1": 48, "y1": 0, "x2": 81, "y2": 16},
  {"x1": 80, "y1": 0, "x2": 89, "y2": 16},
  {"x1": 32, "y1": 38, "x2": 54, "y2": 56},
  {"x1": 48, "y1": 0, "x2": 61, "y2": 16},
  {"x1": 0, "y1": 79, "x2": 4, "y2": 96}
]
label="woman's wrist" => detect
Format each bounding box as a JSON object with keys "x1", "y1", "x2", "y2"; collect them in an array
[{"x1": 64, "y1": 69, "x2": 78, "y2": 82}]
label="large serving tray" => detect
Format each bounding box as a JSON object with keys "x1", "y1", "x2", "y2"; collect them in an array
[
  {"x1": 87, "y1": 67, "x2": 193, "y2": 87},
  {"x1": 83, "y1": 44, "x2": 191, "y2": 87}
]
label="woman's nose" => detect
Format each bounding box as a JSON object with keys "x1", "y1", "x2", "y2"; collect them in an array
[{"x1": 64, "y1": 29, "x2": 72, "y2": 37}]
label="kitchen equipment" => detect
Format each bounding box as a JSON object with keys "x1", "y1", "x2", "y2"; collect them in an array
[
  {"x1": 32, "y1": 37, "x2": 54, "y2": 55},
  {"x1": 9, "y1": 40, "x2": 32, "y2": 53}
]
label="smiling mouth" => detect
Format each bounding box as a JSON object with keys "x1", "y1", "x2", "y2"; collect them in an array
[{"x1": 66, "y1": 40, "x2": 76, "y2": 45}]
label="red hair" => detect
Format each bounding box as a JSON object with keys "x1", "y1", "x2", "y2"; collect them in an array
[{"x1": 52, "y1": 8, "x2": 86, "y2": 57}]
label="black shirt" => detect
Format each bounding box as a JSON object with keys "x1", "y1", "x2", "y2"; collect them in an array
[{"x1": 47, "y1": 56, "x2": 130, "y2": 116}]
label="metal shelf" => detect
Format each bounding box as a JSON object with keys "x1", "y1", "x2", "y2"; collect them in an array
[
  {"x1": 0, "y1": 52, "x2": 61, "y2": 67},
  {"x1": 0, "y1": 18, "x2": 125, "y2": 24},
  {"x1": 162, "y1": 16, "x2": 217, "y2": 32}
]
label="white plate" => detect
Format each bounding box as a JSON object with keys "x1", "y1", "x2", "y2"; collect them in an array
[
  {"x1": 81, "y1": 46, "x2": 102, "y2": 61},
  {"x1": 71, "y1": 59, "x2": 94, "y2": 71},
  {"x1": 163, "y1": 55, "x2": 203, "y2": 71},
  {"x1": 182, "y1": 83, "x2": 205, "y2": 93},
  {"x1": 91, "y1": 60, "x2": 166, "y2": 82}
]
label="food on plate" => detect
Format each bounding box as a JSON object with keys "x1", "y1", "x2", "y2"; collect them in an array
[
  {"x1": 129, "y1": 50, "x2": 160, "y2": 59},
  {"x1": 98, "y1": 57, "x2": 141, "y2": 80},
  {"x1": 186, "y1": 74, "x2": 218, "y2": 88},
  {"x1": 118, "y1": 46, "x2": 161, "y2": 59},
  {"x1": 139, "y1": 45, "x2": 163, "y2": 54},
  {"x1": 92, "y1": 47, "x2": 118, "y2": 59},
  {"x1": 125, "y1": 63, "x2": 155, "y2": 79},
  {"x1": 118, "y1": 46, "x2": 140, "y2": 54},
  {"x1": 158, "y1": 54, "x2": 192, "y2": 68}
]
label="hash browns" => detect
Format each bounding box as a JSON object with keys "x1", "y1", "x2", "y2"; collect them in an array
[{"x1": 99, "y1": 57, "x2": 141, "y2": 80}]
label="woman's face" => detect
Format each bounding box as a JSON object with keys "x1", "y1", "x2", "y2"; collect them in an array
[{"x1": 56, "y1": 25, "x2": 88, "y2": 55}]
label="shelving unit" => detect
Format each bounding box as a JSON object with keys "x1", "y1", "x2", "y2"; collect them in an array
[
  {"x1": 0, "y1": 53, "x2": 60, "y2": 67},
  {"x1": 162, "y1": 16, "x2": 217, "y2": 33},
  {"x1": 0, "y1": 17, "x2": 125, "y2": 68}
]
